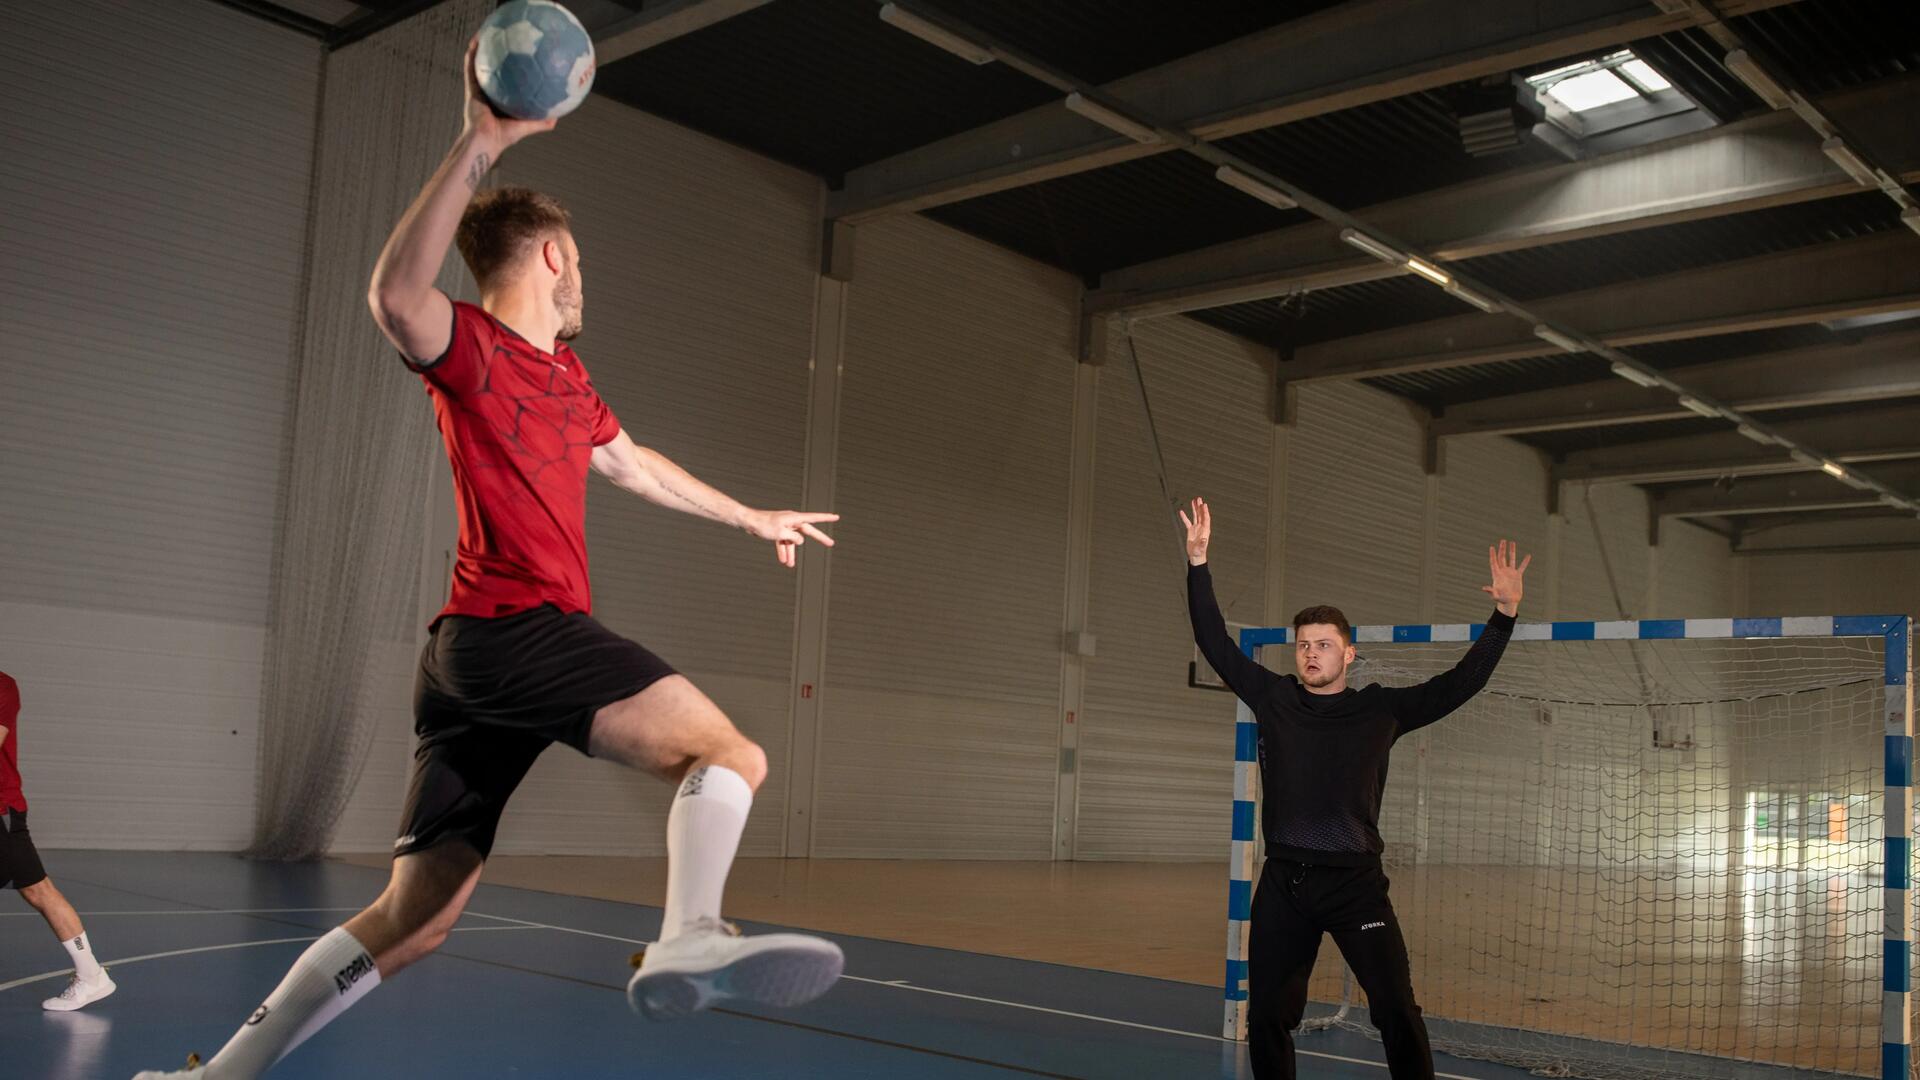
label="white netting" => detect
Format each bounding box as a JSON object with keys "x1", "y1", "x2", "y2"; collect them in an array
[
  {"x1": 1255, "y1": 634, "x2": 1896, "y2": 1079},
  {"x1": 248, "y1": 0, "x2": 492, "y2": 859}
]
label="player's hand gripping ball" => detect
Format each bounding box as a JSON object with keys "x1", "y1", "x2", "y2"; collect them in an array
[{"x1": 474, "y1": 1, "x2": 596, "y2": 121}]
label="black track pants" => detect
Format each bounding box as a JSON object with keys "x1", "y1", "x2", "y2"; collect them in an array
[{"x1": 1248, "y1": 858, "x2": 1434, "y2": 1080}]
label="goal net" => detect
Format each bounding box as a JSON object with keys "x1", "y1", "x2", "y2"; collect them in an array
[{"x1": 1222, "y1": 616, "x2": 1913, "y2": 1080}]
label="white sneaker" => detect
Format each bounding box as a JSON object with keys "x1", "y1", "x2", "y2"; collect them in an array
[
  {"x1": 131, "y1": 1052, "x2": 206, "y2": 1079},
  {"x1": 43, "y1": 970, "x2": 115, "y2": 1011},
  {"x1": 627, "y1": 918, "x2": 843, "y2": 1021}
]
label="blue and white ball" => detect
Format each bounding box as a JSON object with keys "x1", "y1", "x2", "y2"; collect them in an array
[{"x1": 475, "y1": 1, "x2": 596, "y2": 121}]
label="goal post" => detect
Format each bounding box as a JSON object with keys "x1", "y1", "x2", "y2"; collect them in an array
[{"x1": 1221, "y1": 614, "x2": 1913, "y2": 1080}]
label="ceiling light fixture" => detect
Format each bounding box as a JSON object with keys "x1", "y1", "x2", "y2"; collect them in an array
[
  {"x1": 1445, "y1": 282, "x2": 1501, "y2": 313},
  {"x1": 1405, "y1": 256, "x2": 1451, "y2": 287},
  {"x1": 877, "y1": 4, "x2": 994, "y2": 65},
  {"x1": 1609, "y1": 362, "x2": 1661, "y2": 388},
  {"x1": 1339, "y1": 229, "x2": 1407, "y2": 265},
  {"x1": 1214, "y1": 165, "x2": 1299, "y2": 210}
]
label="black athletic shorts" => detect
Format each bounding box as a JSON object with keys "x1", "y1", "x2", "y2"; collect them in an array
[
  {"x1": 1, "y1": 809, "x2": 48, "y2": 891},
  {"x1": 396, "y1": 604, "x2": 677, "y2": 860}
]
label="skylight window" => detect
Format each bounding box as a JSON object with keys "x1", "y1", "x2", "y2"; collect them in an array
[
  {"x1": 1529, "y1": 50, "x2": 1671, "y2": 113},
  {"x1": 1545, "y1": 69, "x2": 1639, "y2": 111}
]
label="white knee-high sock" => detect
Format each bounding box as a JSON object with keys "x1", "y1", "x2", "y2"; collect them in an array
[
  {"x1": 206, "y1": 927, "x2": 381, "y2": 1079},
  {"x1": 61, "y1": 932, "x2": 105, "y2": 980},
  {"x1": 660, "y1": 764, "x2": 751, "y2": 940}
]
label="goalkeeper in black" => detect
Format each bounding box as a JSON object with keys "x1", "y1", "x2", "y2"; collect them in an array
[{"x1": 1181, "y1": 496, "x2": 1530, "y2": 1080}]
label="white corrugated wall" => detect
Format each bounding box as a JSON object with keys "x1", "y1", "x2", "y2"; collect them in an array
[
  {"x1": 1283, "y1": 382, "x2": 1428, "y2": 624},
  {"x1": 812, "y1": 215, "x2": 1077, "y2": 859},
  {"x1": 1558, "y1": 483, "x2": 1653, "y2": 620},
  {"x1": 0, "y1": 0, "x2": 321, "y2": 848},
  {"x1": 1433, "y1": 436, "x2": 1552, "y2": 624},
  {"x1": 1076, "y1": 316, "x2": 1273, "y2": 860}
]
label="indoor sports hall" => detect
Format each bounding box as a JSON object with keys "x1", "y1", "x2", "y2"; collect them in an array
[{"x1": 2, "y1": 2, "x2": 1917, "y2": 1078}]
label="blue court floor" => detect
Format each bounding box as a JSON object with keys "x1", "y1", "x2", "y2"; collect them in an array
[{"x1": 3, "y1": 852, "x2": 1534, "y2": 1079}]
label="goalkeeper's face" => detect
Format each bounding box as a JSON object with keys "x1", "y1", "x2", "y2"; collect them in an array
[{"x1": 1294, "y1": 626, "x2": 1354, "y2": 690}]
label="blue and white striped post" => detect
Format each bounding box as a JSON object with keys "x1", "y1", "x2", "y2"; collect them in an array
[
  {"x1": 1217, "y1": 615, "x2": 1914, "y2": 1074},
  {"x1": 1880, "y1": 615, "x2": 1913, "y2": 1080},
  {"x1": 1225, "y1": 626, "x2": 1287, "y2": 1040}
]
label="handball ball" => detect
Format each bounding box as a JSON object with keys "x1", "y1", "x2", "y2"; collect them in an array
[{"x1": 474, "y1": 1, "x2": 596, "y2": 121}]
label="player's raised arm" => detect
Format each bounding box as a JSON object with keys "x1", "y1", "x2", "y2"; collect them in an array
[
  {"x1": 1183, "y1": 497, "x2": 1281, "y2": 706},
  {"x1": 1389, "y1": 539, "x2": 1530, "y2": 735},
  {"x1": 367, "y1": 38, "x2": 556, "y2": 364}
]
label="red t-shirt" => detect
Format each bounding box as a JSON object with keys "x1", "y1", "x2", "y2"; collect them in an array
[
  {"x1": 0, "y1": 672, "x2": 25, "y2": 813},
  {"x1": 409, "y1": 301, "x2": 623, "y2": 623}
]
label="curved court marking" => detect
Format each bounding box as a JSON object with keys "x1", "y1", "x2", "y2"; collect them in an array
[
  {"x1": 0, "y1": 910, "x2": 1486, "y2": 1078},
  {"x1": 454, "y1": 911, "x2": 1486, "y2": 1080},
  {"x1": 0, "y1": 925, "x2": 540, "y2": 994}
]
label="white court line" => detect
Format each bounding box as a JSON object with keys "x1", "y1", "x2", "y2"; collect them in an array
[
  {"x1": 458, "y1": 913, "x2": 1485, "y2": 1080},
  {"x1": 1, "y1": 909, "x2": 1485, "y2": 1079},
  {"x1": 0, "y1": 926, "x2": 540, "y2": 994}
]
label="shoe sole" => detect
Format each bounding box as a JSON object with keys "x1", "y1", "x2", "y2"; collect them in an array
[{"x1": 628, "y1": 940, "x2": 844, "y2": 1021}]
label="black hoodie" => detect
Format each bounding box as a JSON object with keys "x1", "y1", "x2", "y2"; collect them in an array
[{"x1": 1188, "y1": 562, "x2": 1514, "y2": 865}]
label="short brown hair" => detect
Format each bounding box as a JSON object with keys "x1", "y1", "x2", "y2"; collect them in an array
[
  {"x1": 456, "y1": 187, "x2": 572, "y2": 289},
  {"x1": 1292, "y1": 604, "x2": 1352, "y2": 645}
]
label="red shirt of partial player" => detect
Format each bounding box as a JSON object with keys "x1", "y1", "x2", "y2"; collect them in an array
[
  {"x1": 408, "y1": 301, "x2": 622, "y2": 623},
  {"x1": 0, "y1": 672, "x2": 26, "y2": 813}
]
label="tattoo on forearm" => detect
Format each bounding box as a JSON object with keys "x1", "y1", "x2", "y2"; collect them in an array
[
  {"x1": 656, "y1": 476, "x2": 730, "y2": 522},
  {"x1": 465, "y1": 152, "x2": 490, "y2": 190}
]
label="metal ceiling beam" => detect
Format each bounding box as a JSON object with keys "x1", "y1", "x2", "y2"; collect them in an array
[
  {"x1": 1089, "y1": 75, "x2": 1920, "y2": 318},
  {"x1": 1649, "y1": 460, "x2": 1920, "y2": 519},
  {"x1": 593, "y1": 0, "x2": 775, "y2": 64},
  {"x1": 833, "y1": 0, "x2": 1798, "y2": 223},
  {"x1": 1430, "y1": 329, "x2": 1920, "y2": 438},
  {"x1": 1556, "y1": 404, "x2": 1920, "y2": 484},
  {"x1": 1284, "y1": 231, "x2": 1920, "y2": 382}
]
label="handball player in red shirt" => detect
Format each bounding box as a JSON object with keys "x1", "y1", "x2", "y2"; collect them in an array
[{"x1": 137, "y1": 40, "x2": 842, "y2": 1080}]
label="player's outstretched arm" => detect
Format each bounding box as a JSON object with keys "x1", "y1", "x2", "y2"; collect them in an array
[
  {"x1": 1390, "y1": 539, "x2": 1529, "y2": 734},
  {"x1": 590, "y1": 429, "x2": 837, "y2": 569},
  {"x1": 1182, "y1": 497, "x2": 1281, "y2": 706},
  {"x1": 368, "y1": 38, "x2": 556, "y2": 363}
]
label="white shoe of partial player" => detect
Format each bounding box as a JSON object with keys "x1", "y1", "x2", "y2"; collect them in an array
[
  {"x1": 627, "y1": 918, "x2": 844, "y2": 1021},
  {"x1": 131, "y1": 1052, "x2": 206, "y2": 1079},
  {"x1": 43, "y1": 970, "x2": 116, "y2": 1011}
]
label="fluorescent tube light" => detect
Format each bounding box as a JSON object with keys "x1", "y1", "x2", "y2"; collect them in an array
[
  {"x1": 1445, "y1": 281, "x2": 1501, "y2": 313},
  {"x1": 1820, "y1": 460, "x2": 1847, "y2": 479},
  {"x1": 1789, "y1": 450, "x2": 1822, "y2": 469},
  {"x1": 1609, "y1": 362, "x2": 1660, "y2": 388},
  {"x1": 1822, "y1": 138, "x2": 1878, "y2": 187},
  {"x1": 1405, "y1": 257, "x2": 1451, "y2": 286},
  {"x1": 1214, "y1": 165, "x2": 1298, "y2": 210},
  {"x1": 1735, "y1": 424, "x2": 1775, "y2": 446},
  {"x1": 1339, "y1": 229, "x2": 1407, "y2": 265},
  {"x1": 877, "y1": 4, "x2": 994, "y2": 65},
  {"x1": 1678, "y1": 395, "x2": 1721, "y2": 419},
  {"x1": 1064, "y1": 92, "x2": 1159, "y2": 144},
  {"x1": 1534, "y1": 325, "x2": 1584, "y2": 353},
  {"x1": 1724, "y1": 50, "x2": 1790, "y2": 110}
]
